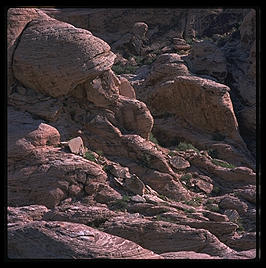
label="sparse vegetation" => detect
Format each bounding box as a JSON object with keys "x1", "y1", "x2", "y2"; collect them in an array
[
  {"x1": 212, "y1": 185, "x2": 221, "y2": 195},
  {"x1": 167, "y1": 150, "x2": 177, "y2": 157},
  {"x1": 185, "y1": 38, "x2": 194, "y2": 45},
  {"x1": 96, "y1": 150, "x2": 103, "y2": 157},
  {"x1": 84, "y1": 151, "x2": 97, "y2": 162},
  {"x1": 112, "y1": 64, "x2": 138, "y2": 75},
  {"x1": 211, "y1": 159, "x2": 235, "y2": 169},
  {"x1": 236, "y1": 218, "x2": 245, "y2": 233},
  {"x1": 183, "y1": 196, "x2": 203, "y2": 207},
  {"x1": 205, "y1": 199, "x2": 220, "y2": 212},
  {"x1": 180, "y1": 173, "x2": 192, "y2": 184},
  {"x1": 176, "y1": 142, "x2": 200, "y2": 153},
  {"x1": 113, "y1": 195, "x2": 130, "y2": 211},
  {"x1": 149, "y1": 133, "x2": 159, "y2": 145},
  {"x1": 183, "y1": 207, "x2": 196, "y2": 213}
]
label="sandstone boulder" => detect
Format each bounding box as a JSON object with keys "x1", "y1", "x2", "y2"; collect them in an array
[
  {"x1": 144, "y1": 53, "x2": 190, "y2": 85},
  {"x1": 7, "y1": 8, "x2": 50, "y2": 88},
  {"x1": 133, "y1": 22, "x2": 148, "y2": 40},
  {"x1": 102, "y1": 215, "x2": 234, "y2": 256},
  {"x1": 12, "y1": 14, "x2": 116, "y2": 97},
  {"x1": 172, "y1": 38, "x2": 191, "y2": 51},
  {"x1": 116, "y1": 98, "x2": 154, "y2": 140},
  {"x1": 42, "y1": 203, "x2": 121, "y2": 227},
  {"x1": 234, "y1": 185, "x2": 256, "y2": 204},
  {"x1": 219, "y1": 195, "x2": 248, "y2": 215},
  {"x1": 124, "y1": 174, "x2": 145, "y2": 196},
  {"x1": 224, "y1": 209, "x2": 240, "y2": 223},
  {"x1": 26, "y1": 123, "x2": 60, "y2": 147},
  {"x1": 148, "y1": 76, "x2": 240, "y2": 143},
  {"x1": 118, "y1": 76, "x2": 136, "y2": 99},
  {"x1": 8, "y1": 220, "x2": 162, "y2": 259}
]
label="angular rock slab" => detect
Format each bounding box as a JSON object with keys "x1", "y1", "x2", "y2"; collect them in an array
[
  {"x1": 67, "y1": 136, "x2": 85, "y2": 156},
  {"x1": 102, "y1": 216, "x2": 234, "y2": 257},
  {"x1": 8, "y1": 221, "x2": 162, "y2": 259}
]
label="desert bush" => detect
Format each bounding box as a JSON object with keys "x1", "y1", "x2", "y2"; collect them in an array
[
  {"x1": 211, "y1": 159, "x2": 235, "y2": 169},
  {"x1": 112, "y1": 64, "x2": 138, "y2": 75},
  {"x1": 84, "y1": 151, "x2": 97, "y2": 162},
  {"x1": 176, "y1": 142, "x2": 199, "y2": 153}
]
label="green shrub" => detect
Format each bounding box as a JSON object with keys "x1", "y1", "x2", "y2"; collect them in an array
[
  {"x1": 113, "y1": 195, "x2": 130, "y2": 211},
  {"x1": 211, "y1": 159, "x2": 235, "y2": 169},
  {"x1": 205, "y1": 203, "x2": 220, "y2": 212},
  {"x1": 212, "y1": 185, "x2": 221, "y2": 195},
  {"x1": 185, "y1": 38, "x2": 194, "y2": 45},
  {"x1": 183, "y1": 196, "x2": 203, "y2": 207},
  {"x1": 236, "y1": 219, "x2": 245, "y2": 233},
  {"x1": 180, "y1": 173, "x2": 192, "y2": 183},
  {"x1": 112, "y1": 64, "x2": 138, "y2": 75},
  {"x1": 144, "y1": 57, "x2": 155, "y2": 65},
  {"x1": 167, "y1": 151, "x2": 177, "y2": 157},
  {"x1": 176, "y1": 142, "x2": 199, "y2": 153},
  {"x1": 96, "y1": 150, "x2": 103, "y2": 157},
  {"x1": 84, "y1": 151, "x2": 97, "y2": 162},
  {"x1": 133, "y1": 55, "x2": 144, "y2": 65}
]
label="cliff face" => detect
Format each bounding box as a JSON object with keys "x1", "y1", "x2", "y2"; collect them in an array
[{"x1": 7, "y1": 8, "x2": 257, "y2": 260}]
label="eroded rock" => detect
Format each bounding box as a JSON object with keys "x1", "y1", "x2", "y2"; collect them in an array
[
  {"x1": 13, "y1": 15, "x2": 116, "y2": 98},
  {"x1": 8, "y1": 220, "x2": 162, "y2": 259}
]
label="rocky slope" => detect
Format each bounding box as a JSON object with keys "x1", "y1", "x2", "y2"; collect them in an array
[{"x1": 7, "y1": 8, "x2": 257, "y2": 259}]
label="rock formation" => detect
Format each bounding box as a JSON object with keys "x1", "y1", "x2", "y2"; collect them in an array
[{"x1": 7, "y1": 7, "x2": 258, "y2": 260}]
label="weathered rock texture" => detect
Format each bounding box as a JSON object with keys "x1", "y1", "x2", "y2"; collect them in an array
[
  {"x1": 7, "y1": 7, "x2": 257, "y2": 260},
  {"x1": 8, "y1": 220, "x2": 162, "y2": 259},
  {"x1": 12, "y1": 15, "x2": 116, "y2": 97}
]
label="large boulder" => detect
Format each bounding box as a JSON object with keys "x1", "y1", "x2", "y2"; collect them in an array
[
  {"x1": 12, "y1": 13, "x2": 116, "y2": 97},
  {"x1": 8, "y1": 220, "x2": 162, "y2": 259},
  {"x1": 147, "y1": 76, "x2": 240, "y2": 143},
  {"x1": 7, "y1": 8, "x2": 50, "y2": 89}
]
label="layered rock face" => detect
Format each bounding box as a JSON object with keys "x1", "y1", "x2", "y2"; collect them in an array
[{"x1": 7, "y1": 8, "x2": 257, "y2": 260}]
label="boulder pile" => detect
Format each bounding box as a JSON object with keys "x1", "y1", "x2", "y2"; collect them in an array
[{"x1": 7, "y1": 8, "x2": 257, "y2": 260}]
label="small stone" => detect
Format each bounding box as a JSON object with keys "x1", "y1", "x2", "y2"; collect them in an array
[
  {"x1": 109, "y1": 164, "x2": 131, "y2": 179},
  {"x1": 169, "y1": 155, "x2": 190, "y2": 170},
  {"x1": 130, "y1": 195, "x2": 146, "y2": 203},
  {"x1": 224, "y1": 209, "x2": 240, "y2": 223},
  {"x1": 68, "y1": 136, "x2": 85, "y2": 156},
  {"x1": 124, "y1": 174, "x2": 145, "y2": 196}
]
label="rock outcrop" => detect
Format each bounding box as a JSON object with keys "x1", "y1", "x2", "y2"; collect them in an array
[
  {"x1": 12, "y1": 14, "x2": 116, "y2": 98},
  {"x1": 130, "y1": 53, "x2": 254, "y2": 169},
  {"x1": 7, "y1": 7, "x2": 257, "y2": 260},
  {"x1": 8, "y1": 220, "x2": 162, "y2": 259}
]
